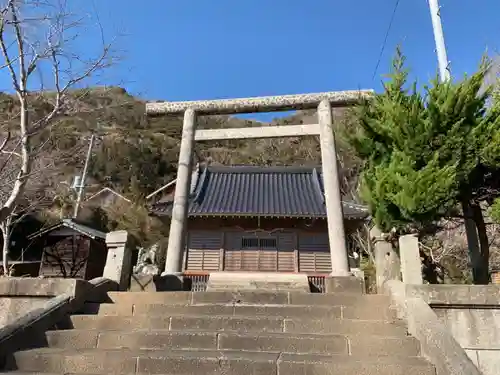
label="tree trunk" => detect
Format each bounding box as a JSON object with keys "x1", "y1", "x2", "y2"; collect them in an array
[
  {"x1": 0, "y1": 95, "x2": 31, "y2": 224},
  {"x1": 1, "y1": 223, "x2": 10, "y2": 276},
  {"x1": 462, "y1": 199, "x2": 482, "y2": 283},
  {"x1": 471, "y1": 203, "x2": 490, "y2": 284},
  {"x1": 462, "y1": 199, "x2": 489, "y2": 284}
]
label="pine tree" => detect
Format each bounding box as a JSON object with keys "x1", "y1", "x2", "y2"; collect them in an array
[{"x1": 346, "y1": 48, "x2": 500, "y2": 284}]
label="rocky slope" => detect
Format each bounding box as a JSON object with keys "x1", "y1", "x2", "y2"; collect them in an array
[{"x1": 0, "y1": 87, "x2": 359, "y2": 202}]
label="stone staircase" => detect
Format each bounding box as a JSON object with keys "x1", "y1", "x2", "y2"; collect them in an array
[{"x1": 3, "y1": 283, "x2": 436, "y2": 375}]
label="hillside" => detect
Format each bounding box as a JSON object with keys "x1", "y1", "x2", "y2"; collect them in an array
[
  {"x1": 0, "y1": 87, "x2": 364, "y2": 269},
  {"x1": 0, "y1": 87, "x2": 360, "y2": 204}
]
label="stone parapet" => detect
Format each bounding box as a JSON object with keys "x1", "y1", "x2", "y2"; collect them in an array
[
  {"x1": 0, "y1": 277, "x2": 118, "y2": 369},
  {"x1": 406, "y1": 283, "x2": 500, "y2": 375},
  {"x1": 103, "y1": 230, "x2": 133, "y2": 291},
  {"x1": 0, "y1": 278, "x2": 90, "y2": 326},
  {"x1": 407, "y1": 284, "x2": 500, "y2": 306},
  {"x1": 385, "y1": 280, "x2": 481, "y2": 375},
  {"x1": 0, "y1": 277, "x2": 87, "y2": 297}
]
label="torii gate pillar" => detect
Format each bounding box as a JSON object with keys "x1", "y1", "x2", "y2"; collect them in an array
[{"x1": 318, "y1": 99, "x2": 350, "y2": 276}]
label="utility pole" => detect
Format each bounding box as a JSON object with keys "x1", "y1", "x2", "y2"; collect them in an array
[
  {"x1": 428, "y1": 0, "x2": 451, "y2": 82},
  {"x1": 73, "y1": 134, "x2": 95, "y2": 219}
]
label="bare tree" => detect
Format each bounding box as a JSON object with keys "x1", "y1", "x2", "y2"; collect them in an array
[
  {"x1": 0, "y1": 147, "x2": 77, "y2": 275},
  {"x1": 0, "y1": 157, "x2": 46, "y2": 274},
  {"x1": 0, "y1": 0, "x2": 115, "y2": 275},
  {"x1": 419, "y1": 216, "x2": 500, "y2": 284}
]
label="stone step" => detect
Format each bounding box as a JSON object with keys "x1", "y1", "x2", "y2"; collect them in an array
[
  {"x1": 11, "y1": 348, "x2": 435, "y2": 375},
  {"x1": 103, "y1": 290, "x2": 389, "y2": 306},
  {"x1": 206, "y1": 272, "x2": 310, "y2": 292},
  {"x1": 45, "y1": 329, "x2": 420, "y2": 356},
  {"x1": 69, "y1": 314, "x2": 408, "y2": 336},
  {"x1": 81, "y1": 301, "x2": 396, "y2": 321}
]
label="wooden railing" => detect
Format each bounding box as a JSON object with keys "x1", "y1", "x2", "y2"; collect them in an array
[
  {"x1": 183, "y1": 271, "x2": 327, "y2": 293},
  {"x1": 307, "y1": 274, "x2": 327, "y2": 293},
  {"x1": 183, "y1": 271, "x2": 210, "y2": 292}
]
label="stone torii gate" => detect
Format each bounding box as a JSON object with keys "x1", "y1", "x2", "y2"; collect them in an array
[{"x1": 146, "y1": 90, "x2": 372, "y2": 278}]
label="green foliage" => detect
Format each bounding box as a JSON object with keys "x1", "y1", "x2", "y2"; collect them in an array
[
  {"x1": 490, "y1": 197, "x2": 500, "y2": 224},
  {"x1": 346, "y1": 48, "x2": 500, "y2": 232},
  {"x1": 361, "y1": 152, "x2": 459, "y2": 230},
  {"x1": 93, "y1": 200, "x2": 170, "y2": 250},
  {"x1": 90, "y1": 135, "x2": 179, "y2": 195}
]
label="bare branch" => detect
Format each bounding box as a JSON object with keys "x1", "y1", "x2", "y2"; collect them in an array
[
  {"x1": 0, "y1": 136, "x2": 21, "y2": 177},
  {"x1": 1, "y1": 150, "x2": 21, "y2": 158},
  {"x1": 8, "y1": 0, "x2": 27, "y2": 89},
  {"x1": 0, "y1": 1, "x2": 20, "y2": 93},
  {"x1": 0, "y1": 132, "x2": 10, "y2": 153}
]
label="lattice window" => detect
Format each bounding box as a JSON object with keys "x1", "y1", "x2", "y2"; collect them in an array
[{"x1": 241, "y1": 237, "x2": 277, "y2": 250}]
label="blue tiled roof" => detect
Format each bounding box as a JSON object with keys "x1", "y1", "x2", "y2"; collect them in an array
[{"x1": 151, "y1": 165, "x2": 368, "y2": 219}]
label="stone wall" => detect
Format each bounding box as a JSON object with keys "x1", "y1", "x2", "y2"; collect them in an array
[
  {"x1": 0, "y1": 278, "x2": 88, "y2": 326},
  {"x1": 0, "y1": 229, "x2": 133, "y2": 328},
  {"x1": 407, "y1": 284, "x2": 500, "y2": 375}
]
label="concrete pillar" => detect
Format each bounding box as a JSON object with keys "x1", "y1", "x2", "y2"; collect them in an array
[
  {"x1": 399, "y1": 234, "x2": 423, "y2": 285},
  {"x1": 370, "y1": 226, "x2": 401, "y2": 293},
  {"x1": 318, "y1": 99, "x2": 350, "y2": 276},
  {"x1": 163, "y1": 108, "x2": 197, "y2": 275},
  {"x1": 103, "y1": 230, "x2": 133, "y2": 291}
]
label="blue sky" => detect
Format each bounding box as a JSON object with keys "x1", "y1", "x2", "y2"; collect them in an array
[{"x1": 1, "y1": 1, "x2": 499, "y2": 120}]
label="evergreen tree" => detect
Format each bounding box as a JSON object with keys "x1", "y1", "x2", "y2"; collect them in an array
[{"x1": 346, "y1": 49, "x2": 500, "y2": 284}]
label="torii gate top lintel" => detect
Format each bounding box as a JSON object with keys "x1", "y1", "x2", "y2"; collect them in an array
[{"x1": 145, "y1": 89, "x2": 374, "y2": 116}]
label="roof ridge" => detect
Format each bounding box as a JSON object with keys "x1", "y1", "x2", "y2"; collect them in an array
[{"x1": 205, "y1": 165, "x2": 323, "y2": 173}]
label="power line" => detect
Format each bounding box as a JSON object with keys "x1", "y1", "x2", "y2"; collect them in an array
[{"x1": 371, "y1": 0, "x2": 402, "y2": 81}]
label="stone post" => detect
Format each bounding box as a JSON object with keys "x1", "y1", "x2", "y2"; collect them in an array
[
  {"x1": 103, "y1": 230, "x2": 133, "y2": 291},
  {"x1": 318, "y1": 99, "x2": 350, "y2": 276},
  {"x1": 163, "y1": 108, "x2": 197, "y2": 275},
  {"x1": 399, "y1": 234, "x2": 423, "y2": 285},
  {"x1": 370, "y1": 226, "x2": 401, "y2": 293}
]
